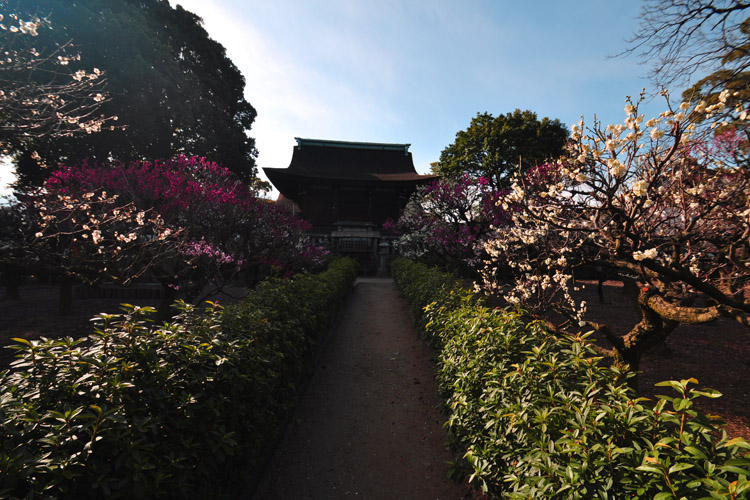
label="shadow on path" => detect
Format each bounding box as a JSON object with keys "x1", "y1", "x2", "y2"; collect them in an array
[{"x1": 253, "y1": 278, "x2": 470, "y2": 500}]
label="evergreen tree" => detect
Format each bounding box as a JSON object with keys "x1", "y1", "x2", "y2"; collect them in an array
[
  {"x1": 432, "y1": 109, "x2": 568, "y2": 190},
  {"x1": 10, "y1": 0, "x2": 259, "y2": 188}
]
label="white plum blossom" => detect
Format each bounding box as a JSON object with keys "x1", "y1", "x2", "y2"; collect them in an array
[
  {"x1": 607, "y1": 158, "x2": 626, "y2": 177},
  {"x1": 478, "y1": 90, "x2": 750, "y2": 376},
  {"x1": 632, "y1": 179, "x2": 648, "y2": 197},
  {"x1": 632, "y1": 248, "x2": 658, "y2": 261}
]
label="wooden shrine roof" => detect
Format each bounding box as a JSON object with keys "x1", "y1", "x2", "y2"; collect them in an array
[{"x1": 263, "y1": 138, "x2": 437, "y2": 192}]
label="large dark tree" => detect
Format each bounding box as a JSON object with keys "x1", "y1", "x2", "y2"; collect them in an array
[
  {"x1": 432, "y1": 110, "x2": 568, "y2": 190},
  {"x1": 11, "y1": 0, "x2": 259, "y2": 188}
]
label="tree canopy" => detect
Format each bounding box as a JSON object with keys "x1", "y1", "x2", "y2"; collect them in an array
[
  {"x1": 431, "y1": 109, "x2": 568, "y2": 190},
  {"x1": 10, "y1": 0, "x2": 259, "y2": 188},
  {"x1": 385, "y1": 175, "x2": 504, "y2": 272}
]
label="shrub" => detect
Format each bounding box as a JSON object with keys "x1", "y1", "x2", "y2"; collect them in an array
[
  {"x1": 390, "y1": 257, "x2": 469, "y2": 336},
  {"x1": 0, "y1": 257, "x2": 357, "y2": 499},
  {"x1": 22, "y1": 157, "x2": 329, "y2": 319},
  {"x1": 391, "y1": 257, "x2": 750, "y2": 499}
]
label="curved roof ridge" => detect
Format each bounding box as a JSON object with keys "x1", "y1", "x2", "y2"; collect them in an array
[{"x1": 295, "y1": 137, "x2": 411, "y2": 152}]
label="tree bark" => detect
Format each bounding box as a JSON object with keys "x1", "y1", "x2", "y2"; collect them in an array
[{"x1": 610, "y1": 288, "x2": 678, "y2": 392}]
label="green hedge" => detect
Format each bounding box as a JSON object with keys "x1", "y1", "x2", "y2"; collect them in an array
[
  {"x1": 0, "y1": 257, "x2": 358, "y2": 500},
  {"x1": 391, "y1": 257, "x2": 750, "y2": 499}
]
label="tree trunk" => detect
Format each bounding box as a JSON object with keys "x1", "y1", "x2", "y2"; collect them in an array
[
  {"x1": 611, "y1": 288, "x2": 678, "y2": 392},
  {"x1": 58, "y1": 276, "x2": 73, "y2": 315}
]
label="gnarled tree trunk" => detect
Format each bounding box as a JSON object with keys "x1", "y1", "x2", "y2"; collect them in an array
[{"x1": 599, "y1": 286, "x2": 725, "y2": 391}]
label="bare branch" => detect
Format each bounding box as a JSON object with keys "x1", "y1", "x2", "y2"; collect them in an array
[
  {"x1": 623, "y1": 0, "x2": 750, "y2": 89},
  {"x1": 0, "y1": 10, "x2": 118, "y2": 154}
]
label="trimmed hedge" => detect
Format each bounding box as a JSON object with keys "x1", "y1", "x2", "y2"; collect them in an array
[
  {"x1": 0, "y1": 257, "x2": 358, "y2": 500},
  {"x1": 391, "y1": 257, "x2": 750, "y2": 499}
]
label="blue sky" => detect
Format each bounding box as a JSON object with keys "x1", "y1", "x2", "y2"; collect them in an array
[
  {"x1": 1, "y1": 1, "x2": 665, "y2": 196},
  {"x1": 170, "y1": 0, "x2": 663, "y2": 185}
]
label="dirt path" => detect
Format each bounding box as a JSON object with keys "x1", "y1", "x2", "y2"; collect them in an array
[{"x1": 252, "y1": 278, "x2": 473, "y2": 500}]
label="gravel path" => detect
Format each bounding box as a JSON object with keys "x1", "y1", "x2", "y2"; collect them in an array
[{"x1": 253, "y1": 278, "x2": 472, "y2": 500}]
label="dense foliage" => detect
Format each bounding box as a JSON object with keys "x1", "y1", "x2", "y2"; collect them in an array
[
  {"x1": 386, "y1": 162, "x2": 559, "y2": 275},
  {"x1": 431, "y1": 109, "x2": 568, "y2": 190},
  {"x1": 0, "y1": 257, "x2": 358, "y2": 499},
  {"x1": 392, "y1": 257, "x2": 750, "y2": 499}
]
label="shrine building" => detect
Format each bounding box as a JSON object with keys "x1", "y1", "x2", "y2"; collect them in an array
[{"x1": 263, "y1": 138, "x2": 437, "y2": 271}]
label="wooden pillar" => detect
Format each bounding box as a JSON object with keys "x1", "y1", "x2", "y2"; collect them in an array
[{"x1": 367, "y1": 189, "x2": 373, "y2": 223}]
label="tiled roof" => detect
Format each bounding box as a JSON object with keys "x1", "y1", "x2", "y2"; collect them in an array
[{"x1": 263, "y1": 138, "x2": 436, "y2": 184}]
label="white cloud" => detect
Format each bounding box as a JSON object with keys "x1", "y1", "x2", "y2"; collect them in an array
[
  {"x1": 174, "y1": 0, "x2": 407, "y2": 177},
  {"x1": 171, "y1": 0, "x2": 653, "y2": 182}
]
